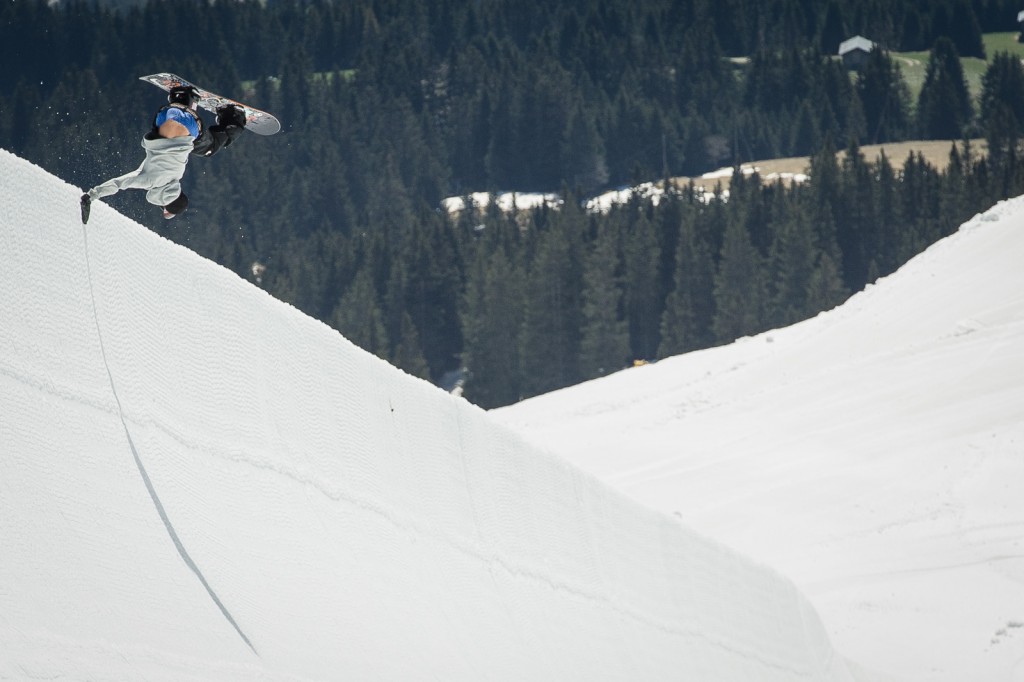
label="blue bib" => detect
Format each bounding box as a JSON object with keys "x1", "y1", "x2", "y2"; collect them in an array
[{"x1": 156, "y1": 107, "x2": 200, "y2": 139}]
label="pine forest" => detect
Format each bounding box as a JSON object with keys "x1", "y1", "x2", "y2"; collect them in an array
[{"x1": 5, "y1": 0, "x2": 1024, "y2": 407}]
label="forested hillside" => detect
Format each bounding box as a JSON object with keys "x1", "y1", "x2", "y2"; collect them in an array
[{"x1": 5, "y1": 0, "x2": 1024, "y2": 406}]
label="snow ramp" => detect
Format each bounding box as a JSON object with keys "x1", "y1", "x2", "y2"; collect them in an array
[{"x1": 0, "y1": 148, "x2": 852, "y2": 680}]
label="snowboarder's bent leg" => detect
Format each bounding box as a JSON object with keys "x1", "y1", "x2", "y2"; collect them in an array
[
  {"x1": 87, "y1": 166, "x2": 145, "y2": 201},
  {"x1": 145, "y1": 180, "x2": 183, "y2": 208}
]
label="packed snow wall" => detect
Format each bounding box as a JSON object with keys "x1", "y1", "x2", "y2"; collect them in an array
[{"x1": 0, "y1": 149, "x2": 852, "y2": 681}]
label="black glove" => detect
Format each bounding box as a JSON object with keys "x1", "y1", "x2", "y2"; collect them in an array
[{"x1": 216, "y1": 104, "x2": 246, "y2": 128}]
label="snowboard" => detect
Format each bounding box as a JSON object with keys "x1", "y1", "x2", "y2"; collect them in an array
[{"x1": 139, "y1": 73, "x2": 281, "y2": 136}]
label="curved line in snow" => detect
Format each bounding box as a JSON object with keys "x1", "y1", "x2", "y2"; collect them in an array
[{"x1": 81, "y1": 221, "x2": 258, "y2": 657}]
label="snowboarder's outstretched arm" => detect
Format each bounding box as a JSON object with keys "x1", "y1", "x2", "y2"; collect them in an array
[{"x1": 192, "y1": 105, "x2": 246, "y2": 157}]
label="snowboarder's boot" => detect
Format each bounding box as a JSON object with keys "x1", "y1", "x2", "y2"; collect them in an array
[{"x1": 80, "y1": 194, "x2": 91, "y2": 225}]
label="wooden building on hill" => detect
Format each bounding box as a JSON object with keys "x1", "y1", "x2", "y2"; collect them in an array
[{"x1": 839, "y1": 35, "x2": 875, "y2": 70}]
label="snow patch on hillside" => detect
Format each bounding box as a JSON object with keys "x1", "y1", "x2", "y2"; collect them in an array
[{"x1": 496, "y1": 195, "x2": 1024, "y2": 682}]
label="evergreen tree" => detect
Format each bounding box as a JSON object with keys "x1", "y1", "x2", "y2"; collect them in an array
[
  {"x1": 790, "y1": 100, "x2": 822, "y2": 156},
  {"x1": 518, "y1": 212, "x2": 583, "y2": 398},
  {"x1": 898, "y1": 152, "x2": 944, "y2": 262},
  {"x1": 768, "y1": 201, "x2": 819, "y2": 327},
  {"x1": 857, "y1": 48, "x2": 912, "y2": 144},
  {"x1": 622, "y1": 211, "x2": 662, "y2": 360},
  {"x1": 818, "y1": 0, "x2": 846, "y2": 55},
  {"x1": 987, "y1": 103, "x2": 1024, "y2": 193},
  {"x1": 712, "y1": 215, "x2": 765, "y2": 343},
  {"x1": 331, "y1": 268, "x2": 389, "y2": 358},
  {"x1": 871, "y1": 149, "x2": 904, "y2": 277},
  {"x1": 278, "y1": 45, "x2": 314, "y2": 131},
  {"x1": 658, "y1": 212, "x2": 715, "y2": 357},
  {"x1": 806, "y1": 137, "x2": 843, "y2": 262},
  {"x1": 806, "y1": 252, "x2": 849, "y2": 313},
  {"x1": 836, "y1": 140, "x2": 875, "y2": 291},
  {"x1": 562, "y1": 104, "x2": 610, "y2": 194},
  {"x1": 580, "y1": 224, "x2": 629, "y2": 378},
  {"x1": 399, "y1": 217, "x2": 464, "y2": 381},
  {"x1": 462, "y1": 248, "x2": 525, "y2": 408},
  {"x1": 900, "y1": 8, "x2": 925, "y2": 51},
  {"x1": 391, "y1": 312, "x2": 431, "y2": 380},
  {"x1": 485, "y1": 84, "x2": 521, "y2": 188},
  {"x1": 949, "y1": 0, "x2": 986, "y2": 59},
  {"x1": 981, "y1": 52, "x2": 1024, "y2": 165},
  {"x1": 842, "y1": 89, "x2": 868, "y2": 147},
  {"x1": 917, "y1": 38, "x2": 974, "y2": 139}
]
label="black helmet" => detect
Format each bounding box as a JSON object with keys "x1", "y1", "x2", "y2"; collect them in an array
[{"x1": 168, "y1": 85, "x2": 200, "y2": 109}]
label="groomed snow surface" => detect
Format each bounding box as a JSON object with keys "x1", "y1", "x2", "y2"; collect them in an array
[
  {"x1": 496, "y1": 194, "x2": 1024, "y2": 680},
  {"x1": 0, "y1": 148, "x2": 854, "y2": 680}
]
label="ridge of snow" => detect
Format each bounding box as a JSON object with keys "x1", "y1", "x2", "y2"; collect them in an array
[
  {"x1": 495, "y1": 196, "x2": 1024, "y2": 681},
  {"x1": 0, "y1": 148, "x2": 852, "y2": 679}
]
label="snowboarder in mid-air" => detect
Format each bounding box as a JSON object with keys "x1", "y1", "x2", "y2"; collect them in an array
[{"x1": 80, "y1": 84, "x2": 246, "y2": 224}]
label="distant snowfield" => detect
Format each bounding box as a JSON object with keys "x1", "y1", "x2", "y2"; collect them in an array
[
  {"x1": 441, "y1": 164, "x2": 809, "y2": 215},
  {"x1": 441, "y1": 190, "x2": 562, "y2": 215},
  {"x1": 443, "y1": 140, "x2": 975, "y2": 217},
  {"x1": 496, "y1": 196, "x2": 1024, "y2": 681},
  {"x1": 0, "y1": 148, "x2": 853, "y2": 680}
]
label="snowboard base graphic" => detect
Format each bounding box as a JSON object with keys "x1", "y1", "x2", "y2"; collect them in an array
[{"x1": 139, "y1": 73, "x2": 281, "y2": 136}]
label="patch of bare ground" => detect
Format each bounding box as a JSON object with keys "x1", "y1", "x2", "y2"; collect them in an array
[{"x1": 671, "y1": 139, "x2": 987, "y2": 193}]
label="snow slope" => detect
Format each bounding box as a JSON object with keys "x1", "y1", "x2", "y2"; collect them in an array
[
  {"x1": 0, "y1": 148, "x2": 852, "y2": 680},
  {"x1": 495, "y1": 197, "x2": 1024, "y2": 680}
]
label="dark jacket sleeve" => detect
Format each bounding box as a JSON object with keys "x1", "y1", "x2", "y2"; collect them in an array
[{"x1": 191, "y1": 124, "x2": 244, "y2": 157}]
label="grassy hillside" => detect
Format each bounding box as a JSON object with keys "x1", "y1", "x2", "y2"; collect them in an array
[
  {"x1": 672, "y1": 139, "x2": 986, "y2": 193},
  {"x1": 895, "y1": 32, "x2": 1024, "y2": 101}
]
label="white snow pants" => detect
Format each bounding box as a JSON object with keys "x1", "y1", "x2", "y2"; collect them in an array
[{"x1": 88, "y1": 134, "x2": 193, "y2": 207}]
